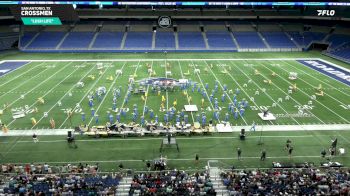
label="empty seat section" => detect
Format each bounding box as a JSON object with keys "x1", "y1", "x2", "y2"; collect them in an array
[
  {"x1": 28, "y1": 32, "x2": 65, "y2": 48},
  {"x1": 20, "y1": 32, "x2": 36, "y2": 47},
  {"x1": 93, "y1": 32, "x2": 124, "y2": 48},
  {"x1": 261, "y1": 32, "x2": 296, "y2": 48},
  {"x1": 178, "y1": 32, "x2": 205, "y2": 48},
  {"x1": 233, "y1": 32, "x2": 266, "y2": 48},
  {"x1": 155, "y1": 32, "x2": 175, "y2": 49},
  {"x1": 124, "y1": 32, "x2": 152, "y2": 48},
  {"x1": 60, "y1": 32, "x2": 94, "y2": 48},
  {"x1": 206, "y1": 31, "x2": 236, "y2": 48}
]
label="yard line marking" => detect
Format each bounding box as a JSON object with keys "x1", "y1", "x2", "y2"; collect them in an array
[
  {"x1": 2, "y1": 58, "x2": 326, "y2": 62},
  {"x1": 0, "y1": 134, "x2": 330, "y2": 144},
  {"x1": 164, "y1": 59, "x2": 169, "y2": 111},
  {"x1": 280, "y1": 60, "x2": 350, "y2": 105},
  {"x1": 87, "y1": 62, "x2": 127, "y2": 126},
  {"x1": 8, "y1": 62, "x2": 78, "y2": 127},
  {"x1": 141, "y1": 60, "x2": 153, "y2": 122},
  {"x1": 119, "y1": 61, "x2": 141, "y2": 113},
  {"x1": 245, "y1": 60, "x2": 326, "y2": 124},
  {"x1": 177, "y1": 60, "x2": 195, "y2": 124},
  {"x1": 0, "y1": 66, "x2": 48, "y2": 100},
  {"x1": 0, "y1": 61, "x2": 43, "y2": 88},
  {"x1": 229, "y1": 60, "x2": 300, "y2": 125},
  {"x1": 190, "y1": 60, "x2": 219, "y2": 123},
  {"x1": 58, "y1": 64, "x2": 111, "y2": 128},
  {"x1": 202, "y1": 60, "x2": 248, "y2": 125},
  {"x1": 32, "y1": 62, "x2": 95, "y2": 129},
  {"x1": 3, "y1": 155, "x2": 348, "y2": 165},
  {"x1": 264, "y1": 60, "x2": 349, "y2": 124},
  {"x1": 6, "y1": 61, "x2": 71, "y2": 109}
]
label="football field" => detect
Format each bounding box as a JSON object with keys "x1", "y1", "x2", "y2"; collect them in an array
[
  {"x1": 0, "y1": 58, "x2": 349, "y2": 130},
  {"x1": 0, "y1": 51, "x2": 349, "y2": 170}
]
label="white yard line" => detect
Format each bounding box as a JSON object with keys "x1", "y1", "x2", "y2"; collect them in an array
[
  {"x1": 263, "y1": 60, "x2": 350, "y2": 124},
  {"x1": 8, "y1": 62, "x2": 78, "y2": 127},
  {"x1": 0, "y1": 67, "x2": 48, "y2": 100},
  {"x1": 32, "y1": 62, "x2": 95, "y2": 129},
  {"x1": 290, "y1": 61, "x2": 350, "y2": 97},
  {"x1": 58, "y1": 65, "x2": 111, "y2": 128},
  {"x1": 3, "y1": 58, "x2": 326, "y2": 62},
  {"x1": 141, "y1": 60, "x2": 153, "y2": 120},
  {"x1": 177, "y1": 60, "x2": 195, "y2": 124},
  {"x1": 0, "y1": 61, "x2": 44, "y2": 88},
  {"x1": 87, "y1": 62, "x2": 127, "y2": 126},
  {"x1": 202, "y1": 60, "x2": 249, "y2": 125},
  {"x1": 189, "y1": 60, "x2": 219, "y2": 123},
  {"x1": 119, "y1": 61, "x2": 141, "y2": 111},
  {"x1": 282, "y1": 60, "x2": 350, "y2": 102},
  {"x1": 6, "y1": 62, "x2": 72, "y2": 108},
  {"x1": 242, "y1": 60, "x2": 326, "y2": 124},
  {"x1": 228, "y1": 60, "x2": 301, "y2": 125},
  {"x1": 164, "y1": 59, "x2": 169, "y2": 111}
]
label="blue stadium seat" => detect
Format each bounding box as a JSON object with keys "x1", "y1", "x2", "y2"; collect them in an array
[
  {"x1": 60, "y1": 32, "x2": 95, "y2": 48},
  {"x1": 233, "y1": 32, "x2": 266, "y2": 48},
  {"x1": 92, "y1": 32, "x2": 124, "y2": 48},
  {"x1": 28, "y1": 32, "x2": 65, "y2": 48},
  {"x1": 178, "y1": 32, "x2": 206, "y2": 48},
  {"x1": 124, "y1": 32, "x2": 153, "y2": 48},
  {"x1": 261, "y1": 32, "x2": 297, "y2": 48},
  {"x1": 155, "y1": 32, "x2": 175, "y2": 49},
  {"x1": 206, "y1": 31, "x2": 236, "y2": 49}
]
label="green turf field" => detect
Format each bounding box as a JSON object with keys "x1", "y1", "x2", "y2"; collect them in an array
[{"x1": 0, "y1": 51, "x2": 349, "y2": 170}]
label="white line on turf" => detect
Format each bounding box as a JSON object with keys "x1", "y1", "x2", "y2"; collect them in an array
[
  {"x1": 141, "y1": 60, "x2": 153, "y2": 122},
  {"x1": 282, "y1": 60, "x2": 350, "y2": 103},
  {"x1": 8, "y1": 62, "x2": 79, "y2": 127},
  {"x1": 87, "y1": 62, "x2": 127, "y2": 126},
  {"x1": 165, "y1": 59, "x2": 169, "y2": 111},
  {"x1": 228, "y1": 60, "x2": 301, "y2": 125},
  {"x1": 6, "y1": 61, "x2": 72, "y2": 109},
  {"x1": 190, "y1": 60, "x2": 219, "y2": 123},
  {"x1": 202, "y1": 60, "x2": 249, "y2": 125},
  {"x1": 58, "y1": 64, "x2": 111, "y2": 128},
  {"x1": 264, "y1": 60, "x2": 349, "y2": 124},
  {"x1": 243, "y1": 60, "x2": 326, "y2": 124},
  {"x1": 32, "y1": 62, "x2": 95, "y2": 129},
  {"x1": 0, "y1": 61, "x2": 44, "y2": 88},
  {"x1": 177, "y1": 60, "x2": 195, "y2": 124},
  {"x1": 0, "y1": 66, "x2": 48, "y2": 100},
  {"x1": 290, "y1": 61, "x2": 350, "y2": 97}
]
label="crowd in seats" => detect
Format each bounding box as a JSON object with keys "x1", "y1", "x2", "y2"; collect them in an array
[
  {"x1": 129, "y1": 170, "x2": 216, "y2": 195},
  {"x1": 221, "y1": 168, "x2": 350, "y2": 195},
  {"x1": 0, "y1": 163, "x2": 122, "y2": 195}
]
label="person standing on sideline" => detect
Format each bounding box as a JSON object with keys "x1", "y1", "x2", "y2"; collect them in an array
[
  {"x1": 321, "y1": 149, "x2": 327, "y2": 159},
  {"x1": 250, "y1": 121, "x2": 256, "y2": 131},
  {"x1": 260, "y1": 149, "x2": 266, "y2": 161},
  {"x1": 288, "y1": 146, "x2": 293, "y2": 159},
  {"x1": 32, "y1": 133, "x2": 39, "y2": 143},
  {"x1": 195, "y1": 154, "x2": 199, "y2": 165},
  {"x1": 237, "y1": 148, "x2": 242, "y2": 160},
  {"x1": 285, "y1": 139, "x2": 291, "y2": 150}
]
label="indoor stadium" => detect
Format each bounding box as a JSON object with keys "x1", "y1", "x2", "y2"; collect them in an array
[{"x1": 0, "y1": 0, "x2": 350, "y2": 195}]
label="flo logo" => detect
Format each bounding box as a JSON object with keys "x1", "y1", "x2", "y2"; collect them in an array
[{"x1": 317, "y1": 10, "x2": 335, "y2": 16}]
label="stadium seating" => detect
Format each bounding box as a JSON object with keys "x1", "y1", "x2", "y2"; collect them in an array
[
  {"x1": 221, "y1": 168, "x2": 350, "y2": 195},
  {"x1": 124, "y1": 32, "x2": 153, "y2": 48},
  {"x1": 155, "y1": 31, "x2": 176, "y2": 49},
  {"x1": 178, "y1": 31, "x2": 206, "y2": 49},
  {"x1": 27, "y1": 32, "x2": 65, "y2": 49},
  {"x1": 287, "y1": 31, "x2": 326, "y2": 47},
  {"x1": 233, "y1": 31, "x2": 267, "y2": 48},
  {"x1": 327, "y1": 34, "x2": 350, "y2": 49},
  {"x1": 261, "y1": 32, "x2": 297, "y2": 48},
  {"x1": 206, "y1": 31, "x2": 237, "y2": 49},
  {"x1": 0, "y1": 36, "x2": 18, "y2": 50},
  {"x1": 20, "y1": 32, "x2": 36, "y2": 47},
  {"x1": 60, "y1": 32, "x2": 95, "y2": 49},
  {"x1": 129, "y1": 170, "x2": 216, "y2": 195},
  {"x1": 92, "y1": 32, "x2": 124, "y2": 48}
]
